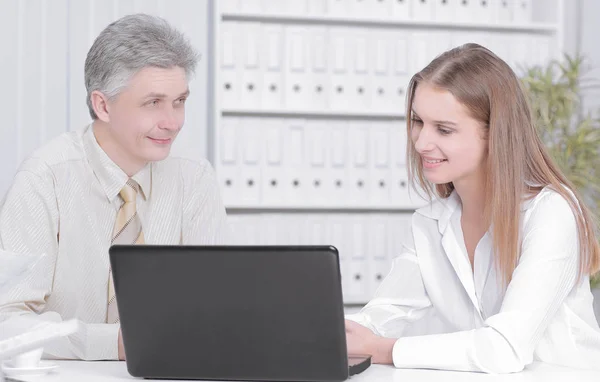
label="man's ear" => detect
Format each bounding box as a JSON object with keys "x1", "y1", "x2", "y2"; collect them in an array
[{"x1": 90, "y1": 90, "x2": 111, "y2": 123}]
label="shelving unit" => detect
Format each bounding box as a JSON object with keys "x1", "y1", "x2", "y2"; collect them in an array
[
  {"x1": 209, "y1": 0, "x2": 565, "y2": 305},
  {"x1": 221, "y1": 12, "x2": 559, "y2": 33}
]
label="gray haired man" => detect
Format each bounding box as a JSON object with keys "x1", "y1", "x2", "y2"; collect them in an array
[{"x1": 0, "y1": 14, "x2": 229, "y2": 360}]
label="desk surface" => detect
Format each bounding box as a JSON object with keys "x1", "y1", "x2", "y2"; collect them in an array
[{"x1": 8, "y1": 361, "x2": 600, "y2": 382}]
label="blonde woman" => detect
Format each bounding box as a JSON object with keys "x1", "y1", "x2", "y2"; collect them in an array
[{"x1": 345, "y1": 43, "x2": 600, "y2": 373}]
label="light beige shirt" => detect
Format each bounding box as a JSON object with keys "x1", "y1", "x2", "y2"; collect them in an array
[{"x1": 0, "y1": 124, "x2": 230, "y2": 360}]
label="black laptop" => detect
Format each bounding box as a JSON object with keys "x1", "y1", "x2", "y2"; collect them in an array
[{"x1": 109, "y1": 245, "x2": 371, "y2": 381}]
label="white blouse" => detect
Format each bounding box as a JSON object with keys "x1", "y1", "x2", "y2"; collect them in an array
[{"x1": 347, "y1": 187, "x2": 600, "y2": 373}]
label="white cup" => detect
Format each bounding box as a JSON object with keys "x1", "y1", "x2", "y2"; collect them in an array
[{"x1": 11, "y1": 347, "x2": 43, "y2": 369}]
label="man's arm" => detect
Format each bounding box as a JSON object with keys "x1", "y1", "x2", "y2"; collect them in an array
[{"x1": 0, "y1": 160, "x2": 120, "y2": 360}]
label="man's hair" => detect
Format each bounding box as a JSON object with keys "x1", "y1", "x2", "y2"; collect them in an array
[{"x1": 84, "y1": 13, "x2": 199, "y2": 119}]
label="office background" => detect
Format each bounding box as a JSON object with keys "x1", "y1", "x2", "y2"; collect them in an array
[{"x1": 0, "y1": 0, "x2": 598, "y2": 310}]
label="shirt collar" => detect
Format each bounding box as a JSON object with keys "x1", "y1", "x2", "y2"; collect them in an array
[
  {"x1": 415, "y1": 187, "x2": 541, "y2": 234},
  {"x1": 82, "y1": 124, "x2": 151, "y2": 202},
  {"x1": 415, "y1": 190, "x2": 461, "y2": 234}
]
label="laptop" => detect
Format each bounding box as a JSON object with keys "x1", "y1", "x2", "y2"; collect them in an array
[{"x1": 109, "y1": 245, "x2": 371, "y2": 381}]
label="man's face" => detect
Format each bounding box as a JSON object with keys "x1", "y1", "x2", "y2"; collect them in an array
[{"x1": 103, "y1": 66, "x2": 189, "y2": 167}]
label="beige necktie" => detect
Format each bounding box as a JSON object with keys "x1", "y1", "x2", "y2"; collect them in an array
[{"x1": 107, "y1": 179, "x2": 144, "y2": 324}]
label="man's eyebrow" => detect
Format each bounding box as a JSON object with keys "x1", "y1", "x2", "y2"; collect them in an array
[
  {"x1": 143, "y1": 89, "x2": 190, "y2": 99},
  {"x1": 144, "y1": 92, "x2": 167, "y2": 99}
]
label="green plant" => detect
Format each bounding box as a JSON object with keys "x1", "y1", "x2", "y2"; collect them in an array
[{"x1": 520, "y1": 55, "x2": 600, "y2": 289}]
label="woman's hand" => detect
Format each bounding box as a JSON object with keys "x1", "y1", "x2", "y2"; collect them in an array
[{"x1": 345, "y1": 319, "x2": 396, "y2": 365}]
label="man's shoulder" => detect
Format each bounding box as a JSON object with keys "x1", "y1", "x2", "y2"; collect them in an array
[{"x1": 19, "y1": 129, "x2": 86, "y2": 175}]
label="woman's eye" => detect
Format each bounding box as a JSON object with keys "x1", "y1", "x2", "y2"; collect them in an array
[{"x1": 438, "y1": 127, "x2": 452, "y2": 135}]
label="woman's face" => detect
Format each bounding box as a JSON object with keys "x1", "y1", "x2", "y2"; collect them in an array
[{"x1": 410, "y1": 83, "x2": 488, "y2": 189}]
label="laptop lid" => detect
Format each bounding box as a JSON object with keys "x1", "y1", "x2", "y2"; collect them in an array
[{"x1": 109, "y1": 245, "x2": 350, "y2": 381}]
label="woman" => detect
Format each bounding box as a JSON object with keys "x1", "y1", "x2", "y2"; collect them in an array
[{"x1": 345, "y1": 43, "x2": 600, "y2": 373}]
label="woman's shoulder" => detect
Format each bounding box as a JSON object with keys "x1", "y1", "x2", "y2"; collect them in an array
[
  {"x1": 522, "y1": 185, "x2": 576, "y2": 213},
  {"x1": 521, "y1": 185, "x2": 578, "y2": 231}
]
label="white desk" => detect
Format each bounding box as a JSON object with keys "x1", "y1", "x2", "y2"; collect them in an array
[{"x1": 7, "y1": 361, "x2": 600, "y2": 382}]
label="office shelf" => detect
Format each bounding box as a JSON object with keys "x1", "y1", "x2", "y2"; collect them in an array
[
  {"x1": 222, "y1": 108, "x2": 406, "y2": 120},
  {"x1": 222, "y1": 12, "x2": 559, "y2": 34}
]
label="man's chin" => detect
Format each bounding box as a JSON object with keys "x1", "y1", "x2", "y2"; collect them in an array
[{"x1": 144, "y1": 148, "x2": 172, "y2": 162}]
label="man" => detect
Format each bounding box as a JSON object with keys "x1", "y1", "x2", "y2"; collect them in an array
[{"x1": 0, "y1": 14, "x2": 229, "y2": 361}]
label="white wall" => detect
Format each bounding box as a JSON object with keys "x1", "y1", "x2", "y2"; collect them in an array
[{"x1": 0, "y1": 0, "x2": 210, "y2": 198}]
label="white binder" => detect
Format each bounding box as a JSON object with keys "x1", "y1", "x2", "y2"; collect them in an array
[
  {"x1": 454, "y1": 0, "x2": 471, "y2": 23},
  {"x1": 391, "y1": 31, "x2": 410, "y2": 114},
  {"x1": 495, "y1": 0, "x2": 512, "y2": 24},
  {"x1": 411, "y1": 0, "x2": 435, "y2": 21},
  {"x1": 368, "y1": 122, "x2": 392, "y2": 206},
  {"x1": 368, "y1": 215, "x2": 390, "y2": 298},
  {"x1": 328, "y1": 0, "x2": 350, "y2": 16},
  {"x1": 391, "y1": 0, "x2": 411, "y2": 20},
  {"x1": 261, "y1": 118, "x2": 286, "y2": 205},
  {"x1": 219, "y1": 22, "x2": 241, "y2": 109},
  {"x1": 261, "y1": 24, "x2": 284, "y2": 110},
  {"x1": 369, "y1": 0, "x2": 393, "y2": 19},
  {"x1": 304, "y1": 214, "x2": 329, "y2": 245},
  {"x1": 307, "y1": 0, "x2": 329, "y2": 15},
  {"x1": 282, "y1": 119, "x2": 307, "y2": 205},
  {"x1": 263, "y1": 214, "x2": 280, "y2": 245},
  {"x1": 218, "y1": 117, "x2": 240, "y2": 206},
  {"x1": 410, "y1": 32, "x2": 431, "y2": 79},
  {"x1": 434, "y1": 0, "x2": 456, "y2": 22},
  {"x1": 369, "y1": 30, "x2": 394, "y2": 113},
  {"x1": 349, "y1": 28, "x2": 371, "y2": 111},
  {"x1": 305, "y1": 119, "x2": 331, "y2": 205},
  {"x1": 328, "y1": 121, "x2": 350, "y2": 205},
  {"x1": 239, "y1": 23, "x2": 262, "y2": 110},
  {"x1": 512, "y1": 0, "x2": 532, "y2": 24},
  {"x1": 389, "y1": 120, "x2": 413, "y2": 208},
  {"x1": 237, "y1": 117, "x2": 262, "y2": 205},
  {"x1": 346, "y1": 217, "x2": 370, "y2": 303},
  {"x1": 475, "y1": 0, "x2": 493, "y2": 24},
  {"x1": 282, "y1": 0, "x2": 309, "y2": 15},
  {"x1": 284, "y1": 26, "x2": 311, "y2": 110},
  {"x1": 348, "y1": 121, "x2": 370, "y2": 205},
  {"x1": 307, "y1": 27, "x2": 330, "y2": 111},
  {"x1": 328, "y1": 28, "x2": 351, "y2": 111}
]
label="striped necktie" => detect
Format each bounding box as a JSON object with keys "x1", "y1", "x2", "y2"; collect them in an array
[{"x1": 107, "y1": 179, "x2": 144, "y2": 324}]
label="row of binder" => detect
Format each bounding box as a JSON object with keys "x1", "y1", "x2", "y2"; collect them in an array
[
  {"x1": 220, "y1": 22, "x2": 553, "y2": 112},
  {"x1": 227, "y1": 212, "x2": 414, "y2": 303},
  {"x1": 220, "y1": 0, "x2": 537, "y2": 25},
  {"x1": 217, "y1": 117, "x2": 427, "y2": 209}
]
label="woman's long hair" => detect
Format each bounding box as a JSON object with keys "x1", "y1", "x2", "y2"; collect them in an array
[{"x1": 406, "y1": 43, "x2": 600, "y2": 286}]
